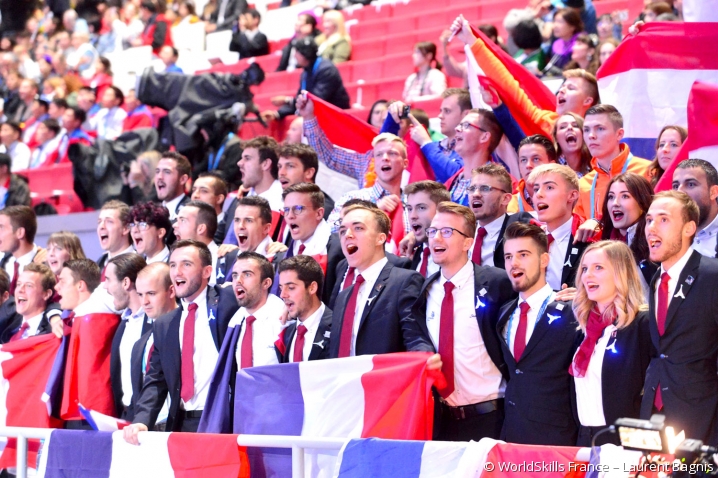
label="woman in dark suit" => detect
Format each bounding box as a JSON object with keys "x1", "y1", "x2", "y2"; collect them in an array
[{"x1": 571, "y1": 240, "x2": 653, "y2": 446}]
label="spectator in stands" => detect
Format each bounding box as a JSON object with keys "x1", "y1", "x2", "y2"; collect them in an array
[
  {"x1": 97, "y1": 6, "x2": 126, "y2": 55},
  {"x1": 671, "y1": 159, "x2": 718, "y2": 259},
  {"x1": 97, "y1": 200, "x2": 135, "y2": 275},
  {"x1": 105, "y1": 252, "x2": 149, "y2": 420},
  {"x1": 553, "y1": 112, "x2": 591, "y2": 178},
  {"x1": 546, "y1": 9, "x2": 584, "y2": 71},
  {"x1": 0, "y1": 122, "x2": 31, "y2": 171},
  {"x1": 563, "y1": 33, "x2": 598, "y2": 75},
  {"x1": 86, "y1": 56, "x2": 113, "y2": 102},
  {"x1": 155, "y1": 151, "x2": 191, "y2": 220},
  {"x1": 596, "y1": 38, "x2": 619, "y2": 68},
  {"x1": 237, "y1": 136, "x2": 283, "y2": 211},
  {"x1": 367, "y1": 100, "x2": 388, "y2": 129},
  {"x1": 3, "y1": 263, "x2": 61, "y2": 343},
  {"x1": 262, "y1": 39, "x2": 350, "y2": 121},
  {"x1": 173, "y1": 200, "x2": 220, "y2": 284},
  {"x1": 122, "y1": 88, "x2": 154, "y2": 132},
  {"x1": 402, "y1": 42, "x2": 446, "y2": 103},
  {"x1": 206, "y1": 0, "x2": 248, "y2": 33},
  {"x1": 120, "y1": 2, "x2": 145, "y2": 48},
  {"x1": 48, "y1": 98, "x2": 68, "y2": 122},
  {"x1": 648, "y1": 125, "x2": 687, "y2": 187},
  {"x1": 0, "y1": 206, "x2": 41, "y2": 295},
  {"x1": 1, "y1": 71, "x2": 24, "y2": 122},
  {"x1": 278, "y1": 143, "x2": 334, "y2": 219},
  {"x1": 517, "y1": 134, "x2": 557, "y2": 181},
  {"x1": 22, "y1": 97, "x2": 50, "y2": 148},
  {"x1": 643, "y1": 1, "x2": 673, "y2": 22},
  {"x1": 121, "y1": 150, "x2": 160, "y2": 206},
  {"x1": 159, "y1": 45, "x2": 183, "y2": 74},
  {"x1": 176, "y1": 1, "x2": 201, "y2": 26},
  {"x1": 130, "y1": 202, "x2": 174, "y2": 264},
  {"x1": 58, "y1": 107, "x2": 92, "y2": 163},
  {"x1": 9, "y1": 78, "x2": 38, "y2": 123},
  {"x1": 76, "y1": 86, "x2": 100, "y2": 124},
  {"x1": 28, "y1": 119, "x2": 62, "y2": 168},
  {"x1": 46, "y1": 231, "x2": 86, "y2": 277},
  {"x1": 62, "y1": 9, "x2": 89, "y2": 35},
  {"x1": 88, "y1": 85, "x2": 127, "y2": 140},
  {"x1": 404, "y1": 181, "x2": 450, "y2": 277},
  {"x1": 596, "y1": 14, "x2": 620, "y2": 41},
  {"x1": 229, "y1": 9, "x2": 269, "y2": 59},
  {"x1": 284, "y1": 117, "x2": 304, "y2": 144},
  {"x1": 191, "y1": 172, "x2": 228, "y2": 241},
  {"x1": 133, "y1": 1, "x2": 174, "y2": 54},
  {"x1": 316, "y1": 10, "x2": 351, "y2": 64},
  {"x1": 67, "y1": 32, "x2": 99, "y2": 80},
  {"x1": 511, "y1": 20, "x2": 547, "y2": 77},
  {"x1": 0, "y1": 153, "x2": 29, "y2": 208},
  {"x1": 277, "y1": 14, "x2": 319, "y2": 72}
]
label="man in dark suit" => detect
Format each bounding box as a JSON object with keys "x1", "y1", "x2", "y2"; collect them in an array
[
  {"x1": 405, "y1": 181, "x2": 451, "y2": 278},
  {"x1": 329, "y1": 204, "x2": 431, "y2": 358},
  {"x1": 671, "y1": 159, "x2": 718, "y2": 258},
  {"x1": 1, "y1": 263, "x2": 60, "y2": 343},
  {"x1": 276, "y1": 14, "x2": 319, "y2": 72},
  {"x1": 229, "y1": 9, "x2": 269, "y2": 59},
  {"x1": 155, "y1": 152, "x2": 192, "y2": 222},
  {"x1": 0, "y1": 206, "x2": 42, "y2": 295},
  {"x1": 105, "y1": 253, "x2": 151, "y2": 420},
  {"x1": 412, "y1": 202, "x2": 516, "y2": 441},
  {"x1": 275, "y1": 256, "x2": 332, "y2": 363},
  {"x1": 469, "y1": 164, "x2": 534, "y2": 269},
  {"x1": 641, "y1": 190, "x2": 718, "y2": 443},
  {"x1": 96, "y1": 201, "x2": 135, "y2": 275},
  {"x1": 497, "y1": 222, "x2": 580, "y2": 446},
  {"x1": 124, "y1": 240, "x2": 238, "y2": 443},
  {"x1": 207, "y1": 0, "x2": 248, "y2": 33}
]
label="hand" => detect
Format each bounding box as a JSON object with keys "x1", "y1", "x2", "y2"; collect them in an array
[
  {"x1": 205, "y1": 22, "x2": 217, "y2": 33},
  {"x1": 554, "y1": 284, "x2": 576, "y2": 302},
  {"x1": 266, "y1": 241, "x2": 288, "y2": 255},
  {"x1": 408, "y1": 115, "x2": 432, "y2": 147},
  {"x1": 573, "y1": 219, "x2": 601, "y2": 243},
  {"x1": 128, "y1": 160, "x2": 144, "y2": 187},
  {"x1": 33, "y1": 247, "x2": 47, "y2": 264},
  {"x1": 295, "y1": 91, "x2": 314, "y2": 119},
  {"x1": 237, "y1": 184, "x2": 250, "y2": 197},
  {"x1": 50, "y1": 316, "x2": 64, "y2": 339},
  {"x1": 376, "y1": 195, "x2": 401, "y2": 214},
  {"x1": 426, "y1": 353, "x2": 442, "y2": 371},
  {"x1": 399, "y1": 231, "x2": 417, "y2": 257},
  {"x1": 480, "y1": 84, "x2": 502, "y2": 108},
  {"x1": 123, "y1": 423, "x2": 148, "y2": 445},
  {"x1": 260, "y1": 110, "x2": 279, "y2": 122},
  {"x1": 387, "y1": 101, "x2": 408, "y2": 123},
  {"x1": 628, "y1": 20, "x2": 644, "y2": 36},
  {"x1": 439, "y1": 29, "x2": 452, "y2": 49},
  {"x1": 270, "y1": 96, "x2": 289, "y2": 107},
  {"x1": 449, "y1": 15, "x2": 477, "y2": 46},
  {"x1": 217, "y1": 244, "x2": 238, "y2": 258}
]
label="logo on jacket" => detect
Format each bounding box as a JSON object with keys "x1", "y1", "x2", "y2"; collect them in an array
[
  {"x1": 674, "y1": 284, "x2": 686, "y2": 299},
  {"x1": 475, "y1": 296, "x2": 485, "y2": 308},
  {"x1": 547, "y1": 313, "x2": 560, "y2": 324}
]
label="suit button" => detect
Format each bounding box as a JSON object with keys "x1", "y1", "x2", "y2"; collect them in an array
[{"x1": 659, "y1": 354, "x2": 667, "y2": 359}]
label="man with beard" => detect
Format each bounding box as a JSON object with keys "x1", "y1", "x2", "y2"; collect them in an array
[
  {"x1": 497, "y1": 222, "x2": 580, "y2": 445},
  {"x1": 155, "y1": 152, "x2": 191, "y2": 221},
  {"x1": 124, "y1": 240, "x2": 237, "y2": 442},
  {"x1": 642, "y1": 191, "x2": 718, "y2": 444},
  {"x1": 404, "y1": 181, "x2": 450, "y2": 277},
  {"x1": 129, "y1": 202, "x2": 174, "y2": 264},
  {"x1": 671, "y1": 159, "x2": 718, "y2": 258}
]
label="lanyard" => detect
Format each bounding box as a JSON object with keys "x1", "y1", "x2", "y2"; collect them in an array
[
  {"x1": 208, "y1": 133, "x2": 233, "y2": 171},
  {"x1": 301, "y1": 58, "x2": 322, "y2": 91},
  {"x1": 589, "y1": 153, "x2": 633, "y2": 219},
  {"x1": 505, "y1": 293, "x2": 553, "y2": 351}
]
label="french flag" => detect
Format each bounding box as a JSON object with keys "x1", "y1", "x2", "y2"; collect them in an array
[
  {"x1": 37, "y1": 430, "x2": 250, "y2": 478},
  {"x1": 79, "y1": 404, "x2": 131, "y2": 431},
  {"x1": 596, "y1": 22, "x2": 718, "y2": 160}
]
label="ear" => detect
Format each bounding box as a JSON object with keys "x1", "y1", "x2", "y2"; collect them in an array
[
  {"x1": 377, "y1": 232, "x2": 387, "y2": 246},
  {"x1": 262, "y1": 276, "x2": 273, "y2": 291},
  {"x1": 179, "y1": 174, "x2": 190, "y2": 187},
  {"x1": 262, "y1": 221, "x2": 272, "y2": 235},
  {"x1": 260, "y1": 158, "x2": 271, "y2": 172},
  {"x1": 122, "y1": 276, "x2": 132, "y2": 292},
  {"x1": 462, "y1": 235, "x2": 473, "y2": 253},
  {"x1": 308, "y1": 281, "x2": 318, "y2": 296},
  {"x1": 710, "y1": 184, "x2": 718, "y2": 202},
  {"x1": 2, "y1": 291, "x2": 9, "y2": 303},
  {"x1": 217, "y1": 194, "x2": 226, "y2": 209},
  {"x1": 315, "y1": 207, "x2": 324, "y2": 221},
  {"x1": 201, "y1": 264, "x2": 213, "y2": 281},
  {"x1": 303, "y1": 168, "x2": 315, "y2": 182},
  {"x1": 539, "y1": 251, "x2": 550, "y2": 271},
  {"x1": 158, "y1": 227, "x2": 167, "y2": 240},
  {"x1": 500, "y1": 192, "x2": 513, "y2": 208},
  {"x1": 42, "y1": 287, "x2": 54, "y2": 302},
  {"x1": 616, "y1": 127, "x2": 625, "y2": 141},
  {"x1": 568, "y1": 188, "x2": 579, "y2": 205},
  {"x1": 684, "y1": 220, "x2": 697, "y2": 239},
  {"x1": 169, "y1": 284, "x2": 176, "y2": 300},
  {"x1": 582, "y1": 96, "x2": 594, "y2": 107},
  {"x1": 14, "y1": 226, "x2": 25, "y2": 241},
  {"x1": 197, "y1": 223, "x2": 207, "y2": 237}
]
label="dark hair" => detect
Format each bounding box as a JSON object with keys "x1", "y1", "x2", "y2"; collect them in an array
[
  {"x1": 161, "y1": 151, "x2": 192, "y2": 178},
  {"x1": 170, "y1": 239, "x2": 212, "y2": 268},
  {"x1": 367, "y1": 99, "x2": 388, "y2": 125},
  {"x1": 512, "y1": 20, "x2": 542, "y2": 50},
  {"x1": 411, "y1": 108, "x2": 430, "y2": 129},
  {"x1": 140, "y1": 0, "x2": 157, "y2": 13},
  {"x1": 554, "y1": 8, "x2": 584, "y2": 35},
  {"x1": 676, "y1": 159, "x2": 718, "y2": 188},
  {"x1": 107, "y1": 85, "x2": 124, "y2": 106},
  {"x1": 108, "y1": 252, "x2": 147, "y2": 284},
  {"x1": 78, "y1": 86, "x2": 95, "y2": 95},
  {"x1": 277, "y1": 143, "x2": 319, "y2": 182},
  {"x1": 478, "y1": 24, "x2": 499, "y2": 43},
  {"x1": 183, "y1": 200, "x2": 218, "y2": 239},
  {"x1": 51, "y1": 98, "x2": 69, "y2": 109},
  {"x1": 41, "y1": 118, "x2": 61, "y2": 135},
  {"x1": 649, "y1": 125, "x2": 688, "y2": 186},
  {"x1": 23, "y1": 262, "x2": 56, "y2": 295},
  {"x1": 442, "y1": 88, "x2": 472, "y2": 112},
  {"x1": 584, "y1": 103, "x2": 623, "y2": 129},
  {"x1": 414, "y1": 41, "x2": 442, "y2": 70},
  {"x1": 2, "y1": 121, "x2": 22, "y2": 135},
  {"x1": 101, "y1": 199, "x2": 131, "y2": 226},
  {"x1": 600, "y1": 173, "x2": 654, "y2": 265},
  {"x1": 476, "y1": 109, "x2": 503, "y2": 153},
  {"x1": 130, "y1": 202, "x2": 174, "y2": 244},
  {"x1": 244, "y1": 136, "x2": 279, "y2": 179},
  {"x1": 197, "y1": 171, "x2": 229, "y2": 198},
  {"x1": 504, "y1": 221, "x2": 548, "y2": 254},
  {"x1": 0, "y1": 153, "x2": 10, "y2": 171},
  {"x1": 404, "y1": 180, "x2": 450, "y2": 205},
  {"x1": 299, "y1": 13, "x2": 317, "y2": 29},
  {"x1": 245, "y1": 8, "x2": 261, "y2": 21},
  {"x1": 278, "y1": 255, "x2": 323, "y2": 296},
  {"x1": 0, "y1": 206, "x2": 37, "y2": 243},
  {"x1": 282, "y1": 182, "x2": 324, "y2": 210},
  {"x1": 0, "y1": 269, "x2": 8, "y2": 296},
  {"x1": 236, "y1": 251, "x2": 274, "y2": 283},
  {"x1": 98, "y1": 56, "x2": 112, "y2": 75},
  {"x1": 68, "y1": 106, "x2": 86, "y2": 124},
  {"x1": 237, "y1": 196, "x2": 273, "y2": 224},
  {"x1": 64, "y1": 258, "x2": 101, "y2": 292},
  {"x1": 342, "y1": 204, "x2": 390, "y2": 236},
  {"x1": 646, "y1": 1, "x2": 673, "y2": 16},
  {"x1": 518, "y1": 134, "x2": 558, "y2": 162}
]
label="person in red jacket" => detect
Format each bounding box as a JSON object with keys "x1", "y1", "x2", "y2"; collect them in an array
[
  {"x1": 122, "y1": 89, "x2": 154, "y2": 132},
  {"x1": 132, "y1": 1, "x2": 173, "y2": 55}
]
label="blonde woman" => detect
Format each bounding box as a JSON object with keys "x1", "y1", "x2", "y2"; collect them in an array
[
  {"x1": 571, "y1": 240, "x2": 652, "y2": 446},
  {"x1": 316, "y1": 10, "x2": 351, "y2": 63}
]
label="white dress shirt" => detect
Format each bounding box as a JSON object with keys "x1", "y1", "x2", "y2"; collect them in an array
[
  {"x1": 415, "y1": 243, "x2": 439, "y2": 277},
  {"x1": 655, "y1": 247, "x2": 694, "y2": 313},
  {"x1": 292, "y1": 219, "x2": 332, "y2": 256},
  {"x1": 693, "y1": 214, "x2": 718, "y2": 258},
  {"x1": 254, "y1": 235, "x2": 273, "y2": 257},
  {"x1": 0, "y1": 141, "x2": 31, "y2": 171},
  {"x1": 207, "y1": 241, "x2": 219, "y2": 286},
  {"x1": 119, "y1": 307, "x2": 145, "y2": 407},
  {"x1": 574, "y1": 324, "x2": 616, "y2": 426},
  {"x1": 4, "y1": 245, "x2": 38, "y2": 282},
  {"x1": 426, "y1": 260, "x2": 504, "y2": 406},
  {"x1": 89, "y1": 106, "x2": 127, "y2": 140},
  {"x1": 350, "y1": 257, "x2": 388, "y2": 356},
  {"x1": 18, "y1": 312, "x2": 45, "y2": 339},
  {"x1": 232, "y1": 294, "x2": 285, "y2": 368},
  {"x1": 546, "y1": 216, "x2": 573, "y2": 291},
  {"x1": 503, "y1": 282, "x2": 555, "y2": 354},
  {"x1": 146, "y1": 246, "x2": 170, "y2": 264},
  {"x1": 249, "y1": 180, "x2": 283, "y2": 211},
  {"x1": 73, "y1": 293, "x2": 115, "y2": 316},
  {"x1": 163, "y1": 193, "x2": 186, "y2": 221},
  {"x1": 469, "y1": 214, "x2": 506, "y2": 267},
  {"x1": 178, "y1": 288, "x2": 219, "y2": 411},
  {"x1": 288, "y1": 303, "x2": 325, "y2": 362}
]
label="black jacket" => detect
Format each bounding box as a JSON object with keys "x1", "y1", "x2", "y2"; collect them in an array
[
  {"x1": 489, "y1": 212, "x2": 534, "y2": 269},
  {"x1": 110, "y1": 313, "x2": 154, "y2": 418},
  {"x1": 275, "y1": 306, "x2": 332, "y2": 363},
  {"x1": 5, "y1": 174, "x2": 30, "y2": 207},
  {"x1": 229, "y1": 30, "x2": 269, "y2": 59},
  {"x1": 209, "y1": 0, "x2": 248, "y2": 31},
  {"x1": 192, "y1": 135, "x2": 242, "y2": 192},
  {"x1": 278, "y1": 58, "x2": 350, "y2": 118},
  {"x1": 0, "y1": 303, "x2": 59, "y2": 344}
]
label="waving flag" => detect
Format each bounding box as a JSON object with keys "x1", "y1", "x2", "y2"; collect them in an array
[
  {"x1": 38, "y1": 430, "x2": 250, "y2": 478},
  {"x1": 0, "y1": 334, "x2": 64, "y2": 470},
  {"x1": 655, "y1": 81, "x2": 718, "y2": 192},
  {"x1": 310, "y1": 93, "x2": 376, "y2": 153},
  {"x1": 79, "y1": 404, "x2": 131, "y2": 432},
  {"x1": 597, "y1": 22, "x2": 718, "y2": 160}
]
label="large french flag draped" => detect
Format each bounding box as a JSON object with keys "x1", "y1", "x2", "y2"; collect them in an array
[
  {"x1": 0, "y1": 334, "x2": 64, "y2": 470},
  {"x1": 37, "y1": 430, "x2": 250, "y2": 477},
  {"x1": 596, "y1": 22, "x2": 718, "y2": 160}
]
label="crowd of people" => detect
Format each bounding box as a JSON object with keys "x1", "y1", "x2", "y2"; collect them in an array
[{"x1": 0, "y1": 0, "x2": 714, "y2": 463}]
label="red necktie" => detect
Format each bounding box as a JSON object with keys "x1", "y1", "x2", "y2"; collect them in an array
[
  {"x1": 342, "y1": 267, "x2": 356, "y2": 291},
  {"x1": 298, "y1": 244, "x2": 306, "y2": 255},
  {"x1": 145, "y1": 343, "x2": 154, "y2": 374},
  {"x1": 471, "y1": 227, "x2": 487, "y2": 265},
  {"x1": 438, "y1": 281, "x2": 456, "y2": 398},
  {"x1": 513, "y1": 302, "x2": 530, "y2": 361},
  {"x1": 240, "y1": 315, "x2": 257, "y2": 368},
  {"x1": 293, "y1": 324, "x2": 308, "y2": 362},
  {"x1": 180, "y1": 302, "x2": 198, "y2": 403},
  {"x1": 9, "y1": 261, "x2": 19, "y2": 296},
  {"x1": 547, "y1": 233, "x2": 555, "y2": 249},
  {"x1": 419, "y1": 246, "x2": 430, "y2": 277},
  {"x1": 654, "y1": 272, "x2": 670, "y2": 410},
  {"x1": 10, "y1": 321, "x2": 29, "y2": 342},
  {"x1": 338, "y1": 274, "x2": 365, "y2": 358}
]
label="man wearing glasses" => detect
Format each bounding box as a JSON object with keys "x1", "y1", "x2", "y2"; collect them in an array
[
  {"x1": 411, "y1": 202, "x2": 516, "y2": 441},
  {"x1": 129, "y1": 202, "x2": 175, "y2": 264}
]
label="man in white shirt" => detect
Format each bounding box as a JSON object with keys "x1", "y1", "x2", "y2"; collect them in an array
[
  {"x1": 238, "y1": 136, "x2": 283, "y2": 211},
  {"x1": 88, "y1": 86, "x2": 127, "y2": 140},
  {"x1": 129, "y1": 202, "x2": 173, "y2": 264},
  {"x1": 0, "y1": 205, "x2": 41, "y2": 295},
  {"x1": 3, "y1": 263, "x2": 62, "y2": 343},
  {"x1": 404, "y1": 181, "x2": 450, "y2": 278},
  {"x1": 155, "y1": 152, "x2": 191, "y2": 221},
  {"x1": 105, "y1": 253, "x2": 151, "y2": 420},
  {"x1": 672, "y1": 159, "x2": 718, "y2": 258},
  {"x1": 174, "y1": 201, "x2": 219, "y2": 285},
  {"x1": 0, "y1": 122, "x2": 31, "y2": 171},
  {"x1": 276, "y1": 255, "x2": 332, "y2": 363},
  {"x1": 28, "y1": 119, "x2": 62, "y2": 168},
  {"x1": 97, "y1": 200, "x2": 135, "y2": 275}
]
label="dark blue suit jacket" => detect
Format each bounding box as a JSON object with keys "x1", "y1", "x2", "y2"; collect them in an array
[
  {"x1": 110, "y1": 312, "x2": 154, "y2": 418},
  {"x1": 275, "y1": 306, "x2": 333, "y2": 363}
]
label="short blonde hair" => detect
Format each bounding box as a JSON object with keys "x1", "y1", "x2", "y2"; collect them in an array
[
  {"x1": 527, "y1": 163, "x2": 579, "y2": 191},
  {"x1": 372, "y1": 133, "x2": 407, "y2": 158}
]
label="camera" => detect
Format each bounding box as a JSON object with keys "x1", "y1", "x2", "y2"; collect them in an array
[{"x1": 399, "y1": 105, "x2": 411, "y2": 120}]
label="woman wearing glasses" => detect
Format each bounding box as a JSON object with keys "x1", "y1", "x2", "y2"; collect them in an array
[{"x1": 128, "y1": 202, "x2": 175, "y2": 264}]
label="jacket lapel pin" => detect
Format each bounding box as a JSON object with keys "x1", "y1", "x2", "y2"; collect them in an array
[
  {"x1": 475, "y1": 296, "x2": 485, "y2": 308},
  {"x1": 216, "y1": 269, "x2": 225, "y2": 280},
  {"x1": 313, "y1": 340, "x2": 325, "y2": 349},
  {"x1": 547, "y1": 313, "x2": 560, "y2": 324},
  {"x1": 674, "y1": 284, "x2": 686, "y2": 299},
  {"x1": 564, "y1": 258, "x2": 572, "y2": 267},
  {"x1": 556, "y1": 303, "x2": 564, "y2": 311},
  {"x1": 209, "y1": 309, "x2": 216, "y2": 321},
  {"x1": 324, "y1": 330, "x2": 331, "y2": 338},
  {"x1": 478, "y1": 288, "x2": 487, "y2": 297},
  {"x1": 685, "y1": 275, "x2": 694, "y2": 285},
  {"x1": 571, "y1": 248, "x2": 579, "y2": 255},
  {"x1": 605, "y1": 338, "x2": 618, "y2": 354}
]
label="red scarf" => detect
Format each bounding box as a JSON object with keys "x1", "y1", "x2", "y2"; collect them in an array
[
  {"x1": 610, "y1": 228, "x2": 627, "y2": 242},
  {"x1": 570, "y1": 308, "x2": 613, "y2": 378}
]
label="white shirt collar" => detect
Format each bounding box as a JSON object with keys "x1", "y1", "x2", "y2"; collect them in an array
[
  {"x1": 439, "y1": 259, "x2": 473, "y2": 290},
  {"x1": 357, "y1": 256, "x2": 388, "y2": 284},
  {"x1": 519, "y1": 282, "x2": 554, "y2": 309},
  {"x1": 163, "y1": 193, "x2": 186, "y2": 214},
  {"x1": 230, "y1": 294, "x2": 284, "y2": 327},
  {"x1": 481, "y1": 213, "x2": 506, "y2": 239},
  {"x1": 182, "y1": 285, "x2": 209, "y2": 312},
  {"x1": 207, "y1": 241, "x2": 219, "y2": 254},
  {"x1": 255, "y1": 235, "x2": 273, "y2": 257},
  {"x1": 698, "y1": 213, "x2": 718, "y2": 237},
  {"x1": 122, "y1": 307, "x2": 144, "y2": 321},
  {"x1": 24, "y1": 312, "x2": 45, "y2": 336},
  {"x1": 13, "y1": 245, "x2": 38, "y2": 266},
  {"x1": 548, "y1": 215, "x2": 574, "y2": 242},
  {"x1": 146, "y1": 246, "x2": 169, "y2": 264},
  {"x1": 107, "y1": 244, "x2": 135, "y2": 260},
  {"x1": 626, "y1": 222, "x2": 638, "y2": 246},
  {"x1": 661, "y1": 247, "x2": 695, "y2": 277},
  {"x1": 297, "y1": 303, "x2": 325, "y2": 332},
  {"x1": 296, "y1": 219, "x2": 331, "y2": 254}
]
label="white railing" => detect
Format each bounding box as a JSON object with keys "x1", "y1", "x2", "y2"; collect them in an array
[{"x1": 0, "y1": 427, "x2": 53, "y2": 478}]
